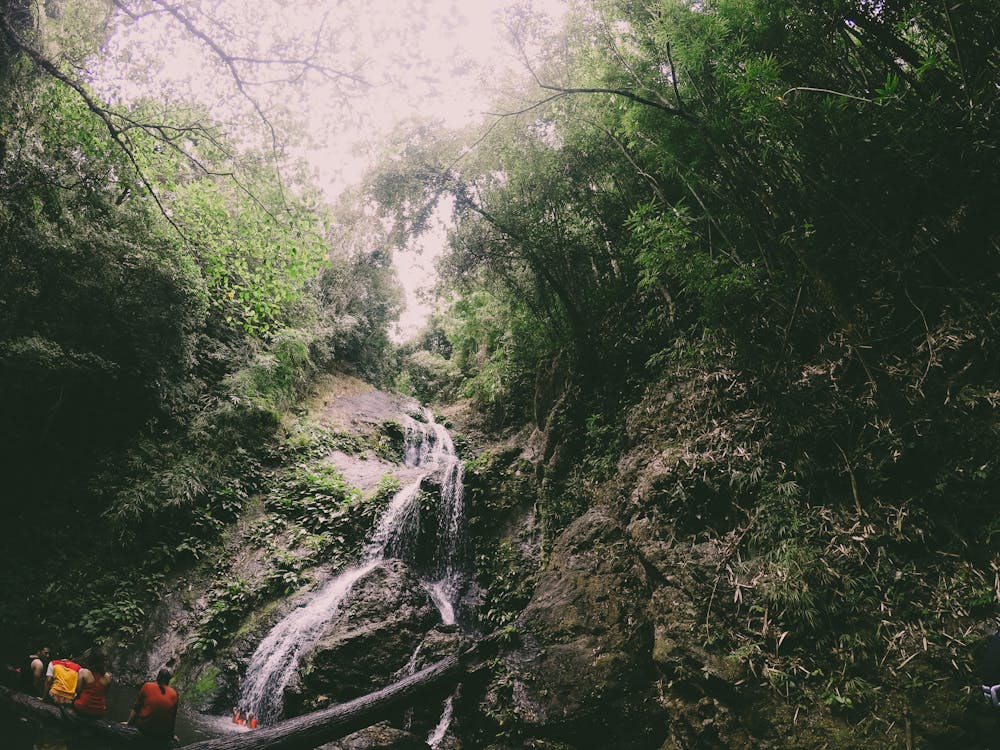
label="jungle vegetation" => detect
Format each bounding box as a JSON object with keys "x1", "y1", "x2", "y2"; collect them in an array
[
  {"x1": 0, "y1": 0, "x2": 401, "y2": 656},
  {"x1": 389, "y1": 0, "x2": 1000, "y2": 729},
  {"x1": 1, "y1": 0, "x2": 999, "y2": 738}
]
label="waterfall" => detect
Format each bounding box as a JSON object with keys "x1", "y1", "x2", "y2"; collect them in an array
[
  {"x1": 422, "y1": 420, "x2": 465, "y2": 626},
  {"x1": 426, "y1": 693, "x2": 455, "y2": 748},
  {"x1": 237, "y1": 409, "x2": 466, "y2": 725},
  {"x1": 235, "y1": 561, "x2": 377, "y2": 725}
]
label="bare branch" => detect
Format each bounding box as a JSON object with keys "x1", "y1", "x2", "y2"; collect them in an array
[
  {"x1": 503, "y1": 20, "x2": 696, "y2": 123},
  {"x1": 225, "y1": 55, "x2": 368, "y2": 86},
  {"x1": 779, "y1": 86, "x2": 873, "y2": 104},
  {"x1": 535, "y1": 82, "x2": 697, "y2": 122},
  {"x1": 145, "y1": 0, "x2": 282, "y2": 157},
  {"x1": 108, "y1": 0, "x2": 165, "y2": 23},
  {"x1": 666, "y1": 42, "x2": 683, "y2": 108},
  {"x1": 0, "y1": 8, "x2": 191, "y2": 241},
  {"x1": 486, "y1": 91, "x2": 570, "y2": 117}
]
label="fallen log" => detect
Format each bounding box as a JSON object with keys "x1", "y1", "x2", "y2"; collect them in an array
[
  {"x1": 0, "y1": 686, "x2": 142, "y2": 745},
  {"x1": 179, "y1": 654, "x2": 464, "y2": 750}
]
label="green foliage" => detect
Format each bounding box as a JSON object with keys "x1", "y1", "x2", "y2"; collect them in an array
[
  {"x1": 373, "y1": 419, "x2": 406, "y2": 462},
  {"x1": 371, "y1": 473, "x2": 402, "y2": 503},
  {"x1": 464, "y1": 449, "x2": 540, "y2": 627},
  {"x1": 226, "y1": 327, "x2": 316, "y2": 414},
  {"x1": 267, "y1": 462, "x2": 360, "y2": 533},
  {"x1": 259, "y1": 460, "x2": 396, "y2": 569},
  {"x1": 77, "y1": 597, "x2": 147, "y2": 642},
  {"x1": 477, "y1": 539, "x2": 536, "y2": 629},
  {"x1": 311, "y1": 196, "x2": 404, "y2": 385},
  {"x1": 396, "y1": 348, "x2": 458, "y2": 403},
  {"x1": 265, "y1": 550, "x2": 308, "y2": 595},
  {"x1": 424, "y1": 290, "x2": 547, "y2": 427},
  {"x1": 279, "y1": 418, "x2": 370, "y2": 460},
  {"x1": 450, "y1": 432, "x2": 470, "y2": 458},
  {"x1": 170, "y1": 175, "x2": 328, "y2": 338},
  {"x1": 627, "y1": 200, "x2": 756, "y2": 323},
  {"x1": 375, "y1": 0, "x2": 1000, "y2": 734},
  {"x1": 189, "y1": 578, "x2": 257, "y2": 657},
  {"x1": 185, "y1": 665, "x2": 222, "y2": 707},
  {"x1": 98, "y1": 395, "x2": 270, "y2": 545},
  {"x1": 0, "y1": 40, "x2": 402, "y2": 657}
]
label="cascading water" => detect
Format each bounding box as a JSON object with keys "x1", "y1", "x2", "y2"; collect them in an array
[
  {"x1": 237, "y1": 409, "x2": 466, "y2": 728},
  {"x1": 419, "y1": 418, "x2": 465, "y2": 626},
  {"x1": 426, "y1": 694, "x2": 455, "y2": 747}
]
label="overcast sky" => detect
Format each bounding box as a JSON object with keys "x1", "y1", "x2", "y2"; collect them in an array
[{"x1": 97, "y1": 0, "x2": 568, "y2": 340}]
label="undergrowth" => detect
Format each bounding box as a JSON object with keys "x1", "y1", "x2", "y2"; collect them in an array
[{"x1": 606, "y1": 323, "x2": 999, "y2": 738}]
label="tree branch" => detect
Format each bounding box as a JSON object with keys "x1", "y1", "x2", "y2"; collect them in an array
[{"x1": 0, "y1": 8, "x2": 191, "y2": 240}]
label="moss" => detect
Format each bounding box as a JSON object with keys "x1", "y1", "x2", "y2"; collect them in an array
[
  {"x1": 373, "y1": 419, "x2": 405, "y2": 462},
  {"x1": 232, "y1": 595, "x2": 285, "y2": 641},
  {"x1": 185, "y1": 665, "x2": 222, "y2": 709}
]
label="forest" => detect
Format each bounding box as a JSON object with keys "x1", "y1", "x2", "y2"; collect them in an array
[{"x1": 1, "y1": 0, "x2": 999, "y2": 748}]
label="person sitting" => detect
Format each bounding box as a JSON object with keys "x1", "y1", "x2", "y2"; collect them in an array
[
  {"x1": 19, "y1": 645, "x2": 50, "y2": 697},
  {"x1": 125, "y1": 668, "x2": 179, "y2": 748},
  {"x1": 73, "y1": 651, "x2": 112, "y2": 717},
  {"x1": 44, "y1": 657, "x2": 81, "y2": 705},
  {"x1": 982, "y1": 625, "x2": 1000, "y2": 706}
]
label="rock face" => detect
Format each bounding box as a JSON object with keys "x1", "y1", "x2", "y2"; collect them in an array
[
  {"x1": 472, "y1": 504, "x2": 797, "y2": 749},
  {"x1": 470, "y1": 493, "x2": 874, "y2": 749},
  {"x1": 292, "y1": 560, "x2": 440, "y2": 712},
  {"x1": 478, "y1": 507, "x2": 663, "y2": 749},
  {"x1": 317, "y1": 722, "x2": 429, "y2": 750}
]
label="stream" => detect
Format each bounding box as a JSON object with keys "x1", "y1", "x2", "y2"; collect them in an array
[{"x1": 1, "y1": 408, "x2": 468, "y2": 749}]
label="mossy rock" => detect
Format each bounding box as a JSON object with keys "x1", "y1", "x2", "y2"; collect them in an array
[
  {"x1": 181, "y1": 664, "x2": 223, "y2": 711},
  {"x1": 374, "y1": 419, "x2": 406, "y2": 463}
]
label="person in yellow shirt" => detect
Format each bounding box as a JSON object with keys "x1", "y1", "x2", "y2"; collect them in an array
[{"x1": 44, "y1": 658, "x2": 81, "y2": 704}]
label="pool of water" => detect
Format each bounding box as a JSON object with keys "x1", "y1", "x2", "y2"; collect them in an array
[{"x1": 1, "y1": 681, "x2": 248, "y2": 749}]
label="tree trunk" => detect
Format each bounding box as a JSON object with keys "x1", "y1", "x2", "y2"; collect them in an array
[
  {"x1": 178, "y1": 654, "x2": 463, "y2": 750},
  {"x1": 0, "y1": 686, "x2": 142, "y2": 745}
]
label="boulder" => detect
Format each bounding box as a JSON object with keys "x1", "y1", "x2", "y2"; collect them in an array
[
  {"x1": 293, "y1": 560, "x2": 440, "y2": 713},
  {"x1": 478, "y1": 506, "x2": 662, "y2": 748},
  {"x1": 317, "y1": 721, "x2": 429, "y2": 750},
  {"x1": 398, "y1": 625, "x2": 469, "y2": 734}
]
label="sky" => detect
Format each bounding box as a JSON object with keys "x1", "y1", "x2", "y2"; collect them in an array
[{"x1": 97, "y1": 0, "x2": 569, "y2": 340}]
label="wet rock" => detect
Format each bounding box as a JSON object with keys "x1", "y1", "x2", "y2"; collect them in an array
[
  {"x1": 478, "y1": 506, "x2": 662, "y2": 749},
  {"x1": 116, "y1": 588, "x2": 191, "y2": 682},
  {"x1": 317, "y1": 721, "x2": 429, "y2": 749},
  {"x1": 396, "y1": 625, "x2": 469, "y2": 678},
  {"x1": 628, "y1": 514, "x2": 762, "y2": 748},
  {"x1": 398, "y1": 626, "x2": 469, "y2": 734},
  {"x1": 292, "y1": 560, "x2": 440, "y2": 711}
]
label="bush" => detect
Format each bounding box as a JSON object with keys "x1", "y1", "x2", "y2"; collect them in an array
[{"x1": 397, "y1": 349, "x2": 458, "y2": 402}]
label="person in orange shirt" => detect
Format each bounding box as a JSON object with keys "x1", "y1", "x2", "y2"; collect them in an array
[
  {"x1": 73, "y1": 651, "x2": 112, "y2": 717},
  {"x1": 124, "y1": 668, "x2": 179, "y2": 749}
]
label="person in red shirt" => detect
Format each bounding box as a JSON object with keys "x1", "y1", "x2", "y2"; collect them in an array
[
  {"x1": 73, "y1": 651, "x2": 112, "y2": 717},
  {"x1": 124, "y1": 668, "x2": 179, "y2": 748}
]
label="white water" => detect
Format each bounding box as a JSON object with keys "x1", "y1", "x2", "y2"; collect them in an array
[
  {"x1": 237, "y1": 561, "x2": 377, "y2": 724},
  {"x1": 426, "y1": 693, "x2": 455, "y2": 748},
  {"x1": 237, "y1": 409, "x2": 466, "y2": 727}
]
